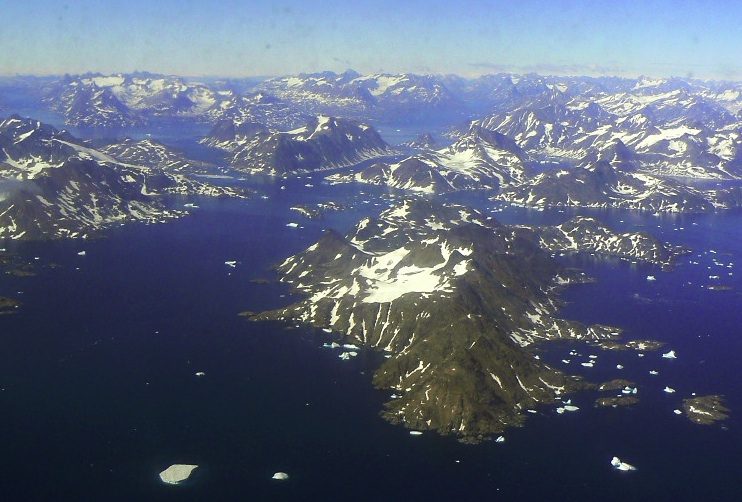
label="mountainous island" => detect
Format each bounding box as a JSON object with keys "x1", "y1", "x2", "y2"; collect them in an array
[{"x1": 253, "y1": 199, "x2": 681, "y2": 440}]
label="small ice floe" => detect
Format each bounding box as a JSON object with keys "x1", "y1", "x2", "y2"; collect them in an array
[
  {"x1": 321, "y1": 328, "x2": 333, "y2": 333},
  {"x1": 527, "y1": 409, "x2": 537, "y2": 414},
  {"x1": 581, "y1": 361, "x2": 594, "y2": 368},
  {"x1": 663, "y1": 386, "x2": 676, "y2": 393},
  {"x1": 77, "y1": 250, "x2": 86, "y2": 256},
  {"x1": 611, "y1": 457, "x2": 637, "y2": 471},
  {"x1": 616, "y1": 364, "x2": 624, "y2": 369},
  {"x1": 662, "y1": 350, "x2": 677, "y2": 359},
  {"x1": 556, "y1": 407, "x2": 565, "y2": 414},
  {"x1": 338, "y1": 351, "x2": 357, "y2": 360},
  {"x1": 195, "y1": 372, "x2": 205, "y2": 377},
  {"x1": 646, "y1": 275, "x2": 656, "y2": 281},
  {"x1": 589, "y1": 355, "x2": 598, "y2": 359},
  {"x1": 563, "y1": 405, "x2": 580, "y2": 412},
  {"x1": 649, "y1": 370, "x2": 659, "y2": 375},
  {"x1": 322, "y1": 342, "x2": 341, "y2": 349},
  {"x1": 409, "y1": 430, "x2": 423, "y2": 436},
  {"x1": 637, "y1": 353, "x2": 645, "y2": 358},
  {"x1": 495, "y1": 435, "x2": 505, "y2": 443},
  {"x1": 561, "y1": 359, "x2": 571, "y2": 364},
  {"x1": 224, "y1": 260, "x2": 237, "y2": 267},
  {"x1": 343, "y1": 344, "x2": 360, "y2": 350},
  {"x1": 673, "y1": 409, "x2": 683, "y2": 415},
  {"x1": 286, "y1": 222, "x2": 299, "y2": 228},
  {"x1": 621, "y1": 387, "x2": 637, "y2": 395},
  {"x1": 159, "y1": 464, "x2": 198, "y2": 485},
  {"x1": 272, "y1": 472, "x2": 289, "y2": 481}
]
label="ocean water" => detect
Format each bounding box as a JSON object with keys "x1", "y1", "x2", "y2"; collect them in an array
[{"x1": 0, "y1": 177, "x2": 740, "y2": 500}]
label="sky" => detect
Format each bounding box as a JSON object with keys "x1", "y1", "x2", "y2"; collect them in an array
[{"x1": 1, "y1": 0, "x2": 742, "y2": 80}]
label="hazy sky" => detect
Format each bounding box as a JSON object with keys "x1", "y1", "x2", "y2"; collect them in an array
[{"x1": 2, "y1": 0, "x2": 741, "y2": 80}]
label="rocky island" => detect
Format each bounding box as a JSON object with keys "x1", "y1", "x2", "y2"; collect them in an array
[
  {"x1": 253, "y1": 199, "x2": 678, "y2": 440},
  {"x1": 683, "y1": 395, "x2": 730, "y2": 425}
]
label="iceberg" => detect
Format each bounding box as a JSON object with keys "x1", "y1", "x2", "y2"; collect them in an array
[
  {"x1": 495, "y1": 435, "x2": 505, "y2": 443},
  {"x1": 224, "y1": 260, "x2": 237, "y2": 267},
  {"x1": 663, "y1": 386, "x2": 676, "y2": 393},
  {"x1": 611, "y1": 456, "x2": 637, "y2": 471},
  {"x1": 581, "y1": 361, "x2": 594, "y2": 368},
  {"x1": 195, "y1": 372, "x2": 205, "y2": 377},
  {"x1": 646, "y1": 275, "x2": 656, "y2": 281},
  {"x1": 77, "y1": 251, "x2": 86, "y2": 256},
  {"x1": 673, "y1": 409, "x2": 683, "y2": 415},
  {"x1": 272, "y1": 472, "x2": 289, "y2": 480},
  {"x1": 649, "y1": 370, "x2": 659, "y2": 375},
  {"x1": 409, "y1": 430, "x2": 423, "y2": 436},
  {"x1": 662, "y1": 350, "x2": 677, "y2": 359},
  {"x1": 159, "y1": 464, "x2": 198, "y2": 485},
  {"x1": 616, "y1": 364, "x2": 624, "y2": 369},
  {"x1": 563, "y1": 405, "x2": 579, "y2": 412}
]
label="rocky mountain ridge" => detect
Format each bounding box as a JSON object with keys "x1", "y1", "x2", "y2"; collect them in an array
[{"x1": 0, "y1": 115, "x2": 246, "y2": 239}]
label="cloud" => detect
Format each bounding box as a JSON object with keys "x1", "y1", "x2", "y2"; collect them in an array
[{"x1": 466, "y1": 61, "x2": 634, "y2": 78}]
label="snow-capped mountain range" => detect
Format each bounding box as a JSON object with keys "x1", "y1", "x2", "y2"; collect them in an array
[
  {"x1": 0, "y1": 115, "x2": 246, "y2": 239},
  {"x1": 201, "y1": 115, "x2": 394, "y2": 175},
  {"x1": 328, "y1": 124, "x2": 530, "y2": 193}
]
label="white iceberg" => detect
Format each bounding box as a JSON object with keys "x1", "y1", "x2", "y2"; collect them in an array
[
  {"x1": 649, "y1": 370, "x2": 659, "y2": 375},
  {"x1": 616, "y1": 364, "x2": 624, "y2": 369},
  {"x1": 611, "y1": 456, "x2": 637, "y2": 471},
  {"x1": 77, "y1": 251, "x2": 86, "y2": 256},
  {"x1": 286, "y1": 222, "x2": 299, "y2": 228},
  {"x1": 159, "y1": 464, "x2": 198, "y2": 484},
  {"x1": 495, "y1": 435, "x2": 505, "y2": 443},
  {"x1": 272, "y1": 472, "x2": 289, "y2": 480},
  {"x1": 581, "y1": 361, "x2": 594, "y2": 368},
  {"x1": 224, "y1": 260, "x2": 237, "y2": 267},
  {"x1": 563, "y1": 405, "x2": 579, "y2": 412},
  {"x1": 646, "y1": 275, "x2": 656, "y2": 281},
  {"x1": 195, "y1": 372, "x2": 205, "y2": 377},
  {"x1": 662, "y1": 350, "x2": 677, "y2": 359},
  {"x1": 556, "y1": 407, "x2": 565, "y2": 414},
  {"x1": 663, "y1": 386, "x2": 676, "y2": 393},
  {"x1": 409, "y1": 430, "x2": 423, "y2": 436},
  {"x1": 673, "y1": 409, "x2": 683, "y2": 415}
]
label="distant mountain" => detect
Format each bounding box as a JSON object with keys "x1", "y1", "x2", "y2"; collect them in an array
[
  {"x1": 495, "y1": 160, "x2": 741, "y2": 212},
  {"x1": 201, "y1": 115, "x2": 394, "y2": 176},
  {"x1": 254, "y1": 199, "x2": 674, "y2": 440},
  {"x1": 97, "y1": 138, "x2": 218, "y2": 174},
  {"x1": 328, "y1": 124, "x2": 531, "y2": 193},
  {"x1": 477, "y1": 76, "x2": 742, "y2": 179},
  {"x1": 258, "y1": 71, "x2": 464, "y2": 122},
  {"x1": 0, "y1": 115, "x2": 246, "y2": 239}
]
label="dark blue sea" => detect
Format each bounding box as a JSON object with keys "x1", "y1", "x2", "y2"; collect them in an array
[{"x1": 0, "y1": 177, "x2": 740, "y2": 501}]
